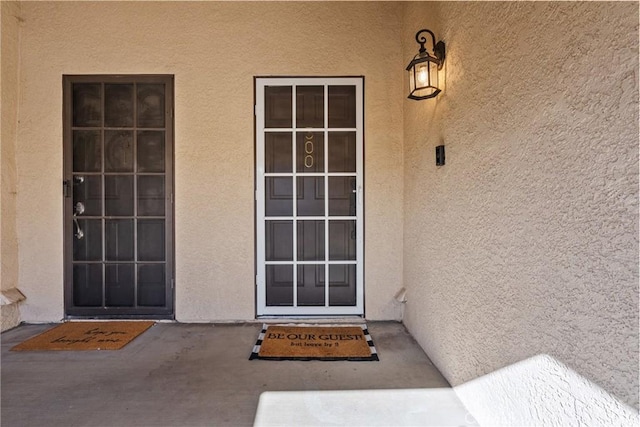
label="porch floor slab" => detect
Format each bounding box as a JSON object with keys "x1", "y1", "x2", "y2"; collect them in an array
[{"x1": 1, "y1": 321, "x2": 472, "y2": 426}]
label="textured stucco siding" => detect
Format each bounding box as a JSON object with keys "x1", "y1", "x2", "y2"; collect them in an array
[
  {"x1": 1, "y1": 1, "x2": 22, "y2": 331},
  {"x1": 14, "y1": 1, "x2": 404, "y2": 322},
  {"x1": 455, "y1": 354, "x2": 638, "y2": 426},
  {"x1": 402, "y1": 1, "x2": 639, "y2": 411}
]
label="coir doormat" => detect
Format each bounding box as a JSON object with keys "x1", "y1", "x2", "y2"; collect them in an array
[
  {"x1": 249, "y1": 324, "x2": 379, "y2": 361},
  {"x1": 11, "y1": 321, "x2": 155, "y2": 351}
]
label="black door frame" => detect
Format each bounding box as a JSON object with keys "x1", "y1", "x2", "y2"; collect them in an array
[{"x1": 62, "y1": 74, "x2": 175, "y2": 319}]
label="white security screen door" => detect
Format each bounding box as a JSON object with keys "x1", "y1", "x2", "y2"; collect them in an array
[{"x1": 255, "y1": 77, "x2": 364, "y2": 316}]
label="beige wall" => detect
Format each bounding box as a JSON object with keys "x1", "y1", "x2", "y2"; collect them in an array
[
  {"x1": 1, "y1": 0, "x2": 20, "y2": 292},
  {"x1": 14, "y1": 1, "x2": 405, "y2": 322},
  {"x1": 1, "y1": 1, "x2": 22, "y2": 330},
  {"x1": 402, "y1": 1, "x2": 639, "y2": 408}
]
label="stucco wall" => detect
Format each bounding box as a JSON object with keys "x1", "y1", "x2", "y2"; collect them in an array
[
  {"x1": 1, "y1": 1, "x2": 22, "y2": 330},
  {"x1": 1, "y1": 0, "x2": 21, "y2": 292},
  {"x1": 455, "y1": 354, "x2": 638, "y2": 426},
  {"x1": 402, "y1": 1, "x2": 639, "y2": 410},
  {"x1": 14, "y1": 1, "x2": 404, "y2": 322}
]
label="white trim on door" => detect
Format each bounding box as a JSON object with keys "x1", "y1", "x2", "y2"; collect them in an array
[{"x1": 255, "y1": 77, "x2": 364, "y2": 316}]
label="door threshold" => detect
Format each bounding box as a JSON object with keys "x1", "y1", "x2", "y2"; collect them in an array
[
  {"x1": 64, "y1": 319, "x2": 151, "y2": 322},
  {"x1": 257, "y1": 316, "x2": 366, "y2": 324}
]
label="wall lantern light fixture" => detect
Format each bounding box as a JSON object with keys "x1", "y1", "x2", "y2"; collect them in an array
[{"x1": 406, "y1": 29, "x2": 446, "y2": 100}]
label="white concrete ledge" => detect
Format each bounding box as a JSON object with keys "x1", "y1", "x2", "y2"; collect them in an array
[
  {"x1": 254, "y1": 388, "x2": 477, "y2": 426},
  {"x1": 1, "y1": 288, "x2": 26, "y2": 332},
  {"x1": 253, "y1": 355, "x2": 639, "y2": 427},
  {"x1": 0, "y1": 288, "x2": 25, "y2": 305}
]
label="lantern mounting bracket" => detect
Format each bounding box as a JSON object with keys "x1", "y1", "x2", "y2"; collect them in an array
[{"x1": 415, "y1": 29, "x2": 446, "y2": 69}]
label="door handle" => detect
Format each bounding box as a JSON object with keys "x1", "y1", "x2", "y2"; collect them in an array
[
  {"x1": 73, "y1": 202, "x2": 85, "y2": 239},
  {"x1": 73, "y1": 217, "x2": 84, "y2": 240}
]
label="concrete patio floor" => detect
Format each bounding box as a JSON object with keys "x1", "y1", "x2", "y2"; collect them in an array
[{"x1": 1, "y1": 321, "x2": 473, "y2": 426}]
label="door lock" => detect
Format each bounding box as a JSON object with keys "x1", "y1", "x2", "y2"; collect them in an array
[{"x1": 74, "y1": 202, "x2": 85, "y2": 215}]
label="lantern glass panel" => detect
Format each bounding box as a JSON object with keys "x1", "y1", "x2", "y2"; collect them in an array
[
  {"x1": 408, "y1": 69, "x2": 416, "y2": 92},
  {"x1": 416, "y1": 63, "x2": 430, "y2": 89},
  {"x1": 429, "y1": 60, "x2": 439, "y2": 89}
]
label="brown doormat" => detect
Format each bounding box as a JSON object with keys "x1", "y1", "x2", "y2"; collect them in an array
[
  {"x1": 249, "y1": 324, "x2": 379, "y2": 361},
  {"x1": 11, "y1": 321, "x2": 154, "y2": 351}
]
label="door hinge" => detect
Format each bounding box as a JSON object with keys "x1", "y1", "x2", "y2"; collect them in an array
[
  {"x1": 170, "y1": 193, "x2": 174, "y2": 204},
  {"x1": 63, "y1": 180, "x2": 70, "y2": 198},
  {"x1": 171, "y1": 278, "x2": 175, "y2": 289}
]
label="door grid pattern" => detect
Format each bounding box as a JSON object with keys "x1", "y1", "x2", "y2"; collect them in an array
[
  {"x1": 256, "y1": 77, "x2": 364, "y2": 316},
  {"x1": 63, "y1": 75, "x2": 174, "y2": 318}
]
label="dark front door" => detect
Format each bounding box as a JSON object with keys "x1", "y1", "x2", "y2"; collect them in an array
[{"x1": 63, "y1": 75, "x2": 174, "y2": 318}]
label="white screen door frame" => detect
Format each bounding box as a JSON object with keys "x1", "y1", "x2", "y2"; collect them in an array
[{"x1": 255, "y1": 77, "x2": 364, "y2": 316}]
